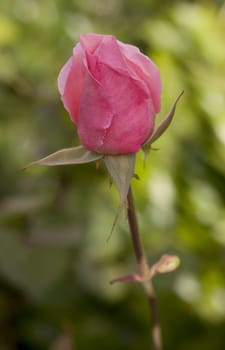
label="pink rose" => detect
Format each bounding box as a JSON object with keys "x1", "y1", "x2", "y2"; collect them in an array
[{"x1": 58, "y1": 33, "x2": 162, "y2": 155}]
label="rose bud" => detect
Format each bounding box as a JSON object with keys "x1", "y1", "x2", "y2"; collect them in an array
[{"x1": 58, "y1": 33, "x2": 162, "y2": 155}]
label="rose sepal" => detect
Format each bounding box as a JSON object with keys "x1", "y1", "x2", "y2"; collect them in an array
[
  {"x1": 142, "y1": 91, "x2": 184, "y2": 159},
  {"x1": 104, "y1": 153, "x2": 136, "y2": 238},
  {"x1": 21, "y1": 145, "x2": 103, "y2": 170},
  {"x1": 104, "y1": 153, "x2": 136, "y2": 208}
]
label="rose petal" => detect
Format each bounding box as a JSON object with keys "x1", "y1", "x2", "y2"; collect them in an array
[
  {"x1": 58, "y1": 43, "x2": 85, "y2": 123},
  {"x1": 118, "y1": 42, "x2": 162, "y2": 113},
  {"x1": 77, "y1": 69, "x2": 115, "y2": 151},
  {"x1": 81, "y1": 34, "x2": 129, "y2": 76},
  {"x1": 58, "y1": 57, "x2": 73, "y2": 96},
  {"x1": 84, "y1": 62, "x2": 154, "y2": 154},
  {"x1": 79, "y1": 33, "x2": 103, "y2": 54}
]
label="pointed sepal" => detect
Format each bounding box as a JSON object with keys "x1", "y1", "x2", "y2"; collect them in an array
[
  {"x1": 104, "y1": 153, "x2": 136, "y2": 208},
  {"x1": 22, "y1": 145, "x2": 103, "y2": 170},
  {"x1": 104, "y1": 153, "x2": 136, "y2": 238},
  {"x1": 142, "y1": 91, "x2": 184, "y2": 149}
]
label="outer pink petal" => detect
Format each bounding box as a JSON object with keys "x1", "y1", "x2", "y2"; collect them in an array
[
  {"x1": 77, "y1": 69, "x2": 115, "y2": 152},
  {"x1": 102, "y1": 89, "x2": 155, "y2": 154},
  {"x1": 118, "y1": 42, "x2": 162, "y2": 113},
  {"x1": 80, "y1": 34, "x2": 131, "y2": 77},
  {"x1": 83, "y1": 61, "x2": 154, "y2": 154},
  {"x1": 58, "y1": 43, "x2": 85, "y2": 123},
  {"x1": 58, "y1": 57, "x2": 72, "y2": 96},
  {"x1": 79, "y1": 33, "x2": 103, "y2": 54}
]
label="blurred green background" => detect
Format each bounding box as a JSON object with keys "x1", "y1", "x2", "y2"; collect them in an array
[{"x1": 0, "y1": 0, "x2": 225, "y2": 349}]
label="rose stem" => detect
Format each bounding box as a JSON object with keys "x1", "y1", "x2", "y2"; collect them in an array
[{"x1": 127, "y1": 186, "x2": 162, "y2": 350}]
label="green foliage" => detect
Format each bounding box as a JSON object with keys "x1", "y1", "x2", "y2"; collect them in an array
[{"x1": 0, "y1": 0, "x2": 225, "y2": 349}]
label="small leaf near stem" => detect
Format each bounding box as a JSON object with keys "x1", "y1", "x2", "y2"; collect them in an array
[
  {"x1": 110, "y1": 255, "x2": 180, "y2": 285},
  {"x1": 110, "y1": 273, "x2": 142, "y2": 284},
  {"x1": 149, "y1": 254, "x2": 180, "y2": 278}
]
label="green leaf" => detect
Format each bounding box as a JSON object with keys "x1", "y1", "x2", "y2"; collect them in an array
[
  {"x1": 104, "y1": 153, "x2": 136, "y2": 239},
  {"x1": 142, "y1": 91, "x2": 184, "y2": 148},
  {"x1": 22, "y1": 145, "x2": 103, "y2": 170}
]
